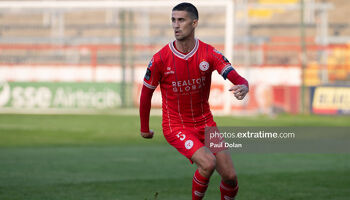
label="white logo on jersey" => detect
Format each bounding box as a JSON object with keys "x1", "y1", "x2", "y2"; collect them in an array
[
  {"x1": 199, "y1": 61, "x2": 209, "y2": 71},
  {"x1": 171, "y1": 76, "x2": 205, "y2": 93},
  {"x1": 185, "y1": 140, "x2": 194, "y2": 150},
  {"x1": 165, "y1": 66, "x2": 175, "y2": 75}
]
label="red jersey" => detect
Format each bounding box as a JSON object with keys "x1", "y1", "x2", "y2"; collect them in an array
[{"x1": 143, "y1": 39, "x2": 235, "y2": 132}]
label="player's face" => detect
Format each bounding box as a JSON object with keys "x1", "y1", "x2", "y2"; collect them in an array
[{"x1": 171, "y1": 11, "x2": 197, "y2": 41}]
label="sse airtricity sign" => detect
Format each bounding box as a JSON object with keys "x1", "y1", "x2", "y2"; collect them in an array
[
  {"x1": 0, "y1": 82, "x2": 122, "y2": 109},
  {"x1": 0, "y1": 81, "x2": 10, "y2": 107}
]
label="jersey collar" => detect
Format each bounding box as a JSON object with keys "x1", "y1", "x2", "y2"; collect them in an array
[{"x1": 169, "y1": 39, "x2": 199, "y2": 60}]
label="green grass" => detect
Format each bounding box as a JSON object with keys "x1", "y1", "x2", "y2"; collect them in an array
[{"x1": 0, "y1": 114, "x2": 349, "y2": 200}]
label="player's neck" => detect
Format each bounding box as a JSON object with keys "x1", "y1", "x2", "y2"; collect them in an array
[{"x1": 175, "y1": 37, "x2": 196, "y2": 54}]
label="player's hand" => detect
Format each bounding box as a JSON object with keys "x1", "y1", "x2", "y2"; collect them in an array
[
  {"x1": 229, "y1": 85, "x2": 249, "y2": 100},
  {"x1": 141, "y1": 130, "x2": 154, "y2": 139}
]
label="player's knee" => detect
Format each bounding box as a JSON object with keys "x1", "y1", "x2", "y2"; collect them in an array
[{"x1": 202, "y1": 155, "x2": 216, "y2": 173}]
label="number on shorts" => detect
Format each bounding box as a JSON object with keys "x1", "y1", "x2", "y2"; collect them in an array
[{"x1": 176, "y1": 131, "x2": 186, "y2": 141}]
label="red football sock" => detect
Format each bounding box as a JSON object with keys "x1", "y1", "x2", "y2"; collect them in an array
[
  {"x1": 192, "y1": 169, "x2": 209, "y2": 200},
  {"x1": 220, "y1": 180, "x2": 239, "y2": 200}
]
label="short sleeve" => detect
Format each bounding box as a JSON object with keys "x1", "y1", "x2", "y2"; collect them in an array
[
  {"x1": 211, "y1": 48, "x2": 235, "y2": 80},
  {"x1": 143, "y1": 55, "x2": 161, "y2": 90}
]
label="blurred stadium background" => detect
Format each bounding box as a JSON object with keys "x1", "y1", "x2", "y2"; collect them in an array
[
  {"x1": 0, "y1": 0, "x2": 349, "y2": 200},
  {"x1": 0, "y1": 0, "x2": 348, "y2": 115}
]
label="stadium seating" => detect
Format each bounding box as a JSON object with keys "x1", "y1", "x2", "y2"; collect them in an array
[{"x1": 0, "y1": 0, "x2": 349, "y2": 84}]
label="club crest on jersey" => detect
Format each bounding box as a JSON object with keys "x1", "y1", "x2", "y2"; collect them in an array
[
  {"x1": 199, "y1": 61, "x2": 209, "y2": 72},
  {"x1": 185, "y1": 140, "x2": 194, "y2": 149}
]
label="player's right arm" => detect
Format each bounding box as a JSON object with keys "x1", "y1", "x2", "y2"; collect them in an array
[
  {"x1": 139, "y1": 56, "x2": 161, "y2": 139},
  {"x1": 140, "y1": 85, "x2": 155, "y2": 139}
]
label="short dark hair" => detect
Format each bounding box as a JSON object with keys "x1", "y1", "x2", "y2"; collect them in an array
[{"x1": 172, "y1": 2, "x2": 198, "y2": 20}]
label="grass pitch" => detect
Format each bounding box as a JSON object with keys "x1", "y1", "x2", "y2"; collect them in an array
[{"x1": 0, "y1": 113, "x2": 349, "y2": 200}]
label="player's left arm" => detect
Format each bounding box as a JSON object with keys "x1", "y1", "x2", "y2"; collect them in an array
[{"x1": 211, "y1": 48, "x2": 249, "y2": 100}]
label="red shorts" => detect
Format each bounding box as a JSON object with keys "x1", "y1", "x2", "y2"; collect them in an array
[{"x1": 163, "y1": 121, "x2": 218, "y2": 163}]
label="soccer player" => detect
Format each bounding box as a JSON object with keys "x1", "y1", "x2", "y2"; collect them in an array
[{"x1": 139, "y1": 2, "x2": 249, "y2": 200}]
